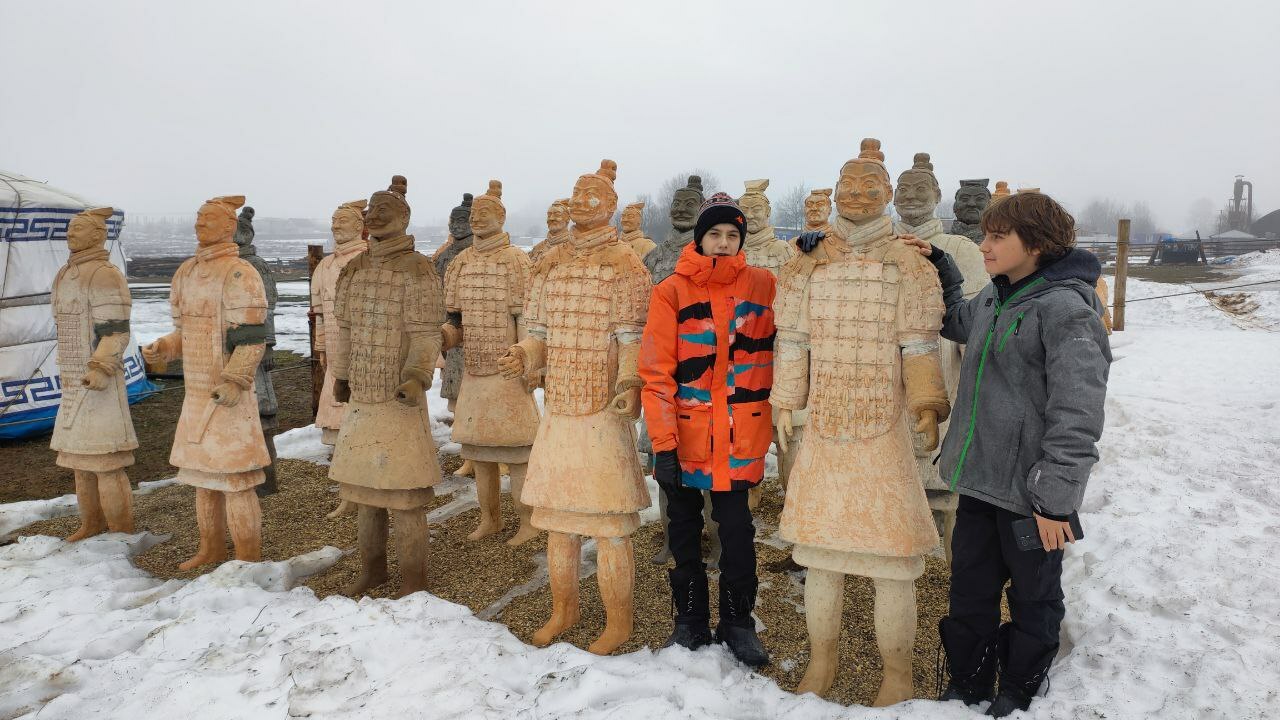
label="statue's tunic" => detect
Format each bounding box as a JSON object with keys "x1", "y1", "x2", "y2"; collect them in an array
[
  {"x1": 528, "y1": 228, "x2": 569, "y2": 265},
  {"x1": 240, "y1": 246, "x2": 279, "y2": 425},
  {"x1": 312, "y1": 239, "x2": 367, "y2": 444},
  {"x1": 433, "y1": 233, "x2": 473, "y2": 404}
]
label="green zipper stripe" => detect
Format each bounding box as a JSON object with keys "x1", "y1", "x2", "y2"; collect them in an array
[
  {"x1": 997, "y1": 312, "x2": 1025, "y2": 352},
  {"x1": 949, "y1": 278, "x2": 1045, "y2": 490}
]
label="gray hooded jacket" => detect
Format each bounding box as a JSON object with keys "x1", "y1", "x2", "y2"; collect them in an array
[{"x1": 932, "y1": 247, "x2": 1111, "y2": 518}]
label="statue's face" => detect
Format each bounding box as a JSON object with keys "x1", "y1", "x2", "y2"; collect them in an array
[
  {"x1": 835, "y1": 161, "x2": 892, "y2": 222},
  {"x1": 804, "y1": 196, "x2": 831, "y2": 228},
  {"x1": 669, "y1": 189, "x2": 700, "y2": 230},
  {"x1": 893, "y1": 172, "x2": 940, "y2": 222},
  {"x1": 331, "y1": 210, "x2": 362, "y2": 244},
  {"x1": 546, "y1": 204, "x2": 569, "y2": 233},
  {"x1": 195, "y1": 204, "x2": 236, "y2": 246},
  {"x1": 954, "y1": 187, "x2": 991, "y2": 224},
  {"x1": 620, "y1": 206, "x2": 642, "y2": 233},
  {"x1": 363, "y1": 194, "x2": 409, "y2": 240},
  {"x1": 569, "y1": 177, "x2": 615, "y2": 230},
  {"x1": 67, "y1": 215, "x2": 105, "y2": 252},
  {"x1": 448, "y1": 209, "x2": 471, "y2": 239},
  {"x1": 470, "y1": 201, "x2": 505, "y2": 238},
  {"x1": 739, "y1": 195, "x2": 770, "y2": 234}
]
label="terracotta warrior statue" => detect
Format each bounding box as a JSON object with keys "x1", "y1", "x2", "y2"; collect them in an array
[
  {"x1": 142, "y1": 195, "x2": 269, "y2": 570},
  {"x1": 529, "y1": 198, "x2": 571, "y2": 264},
  {"x1": 893, "y1": 154, "x2": 988, "y2": 564},
  {"x1": 950, "y1": 179, "x2": 991, "y2": 244},
  {"x1": 774, "y1": 139, "x2": 949, "y2": 705},
  {"x1": 991, "y1": 180, "x2": 1011, "y2": 203},
  {"x1": 51, "y1": 206, "x2": 138, "y2": 540},
  {"x1": 233, "y1": 207, "x2": 280, "y2": 496},
  {"x1": 313, "y1": 200, "x2": 367, "y2": 447},
  {"x1": 433, "y1": 193, "x2": 474, "y2": 416},
  {"x1": 500, "y1": 159, "x2": 651, "y2": 655},
  {"x1": 739, "y1": 179, "x2": 794, "y2": 276},
  {"x1": 804, "y1": 188, "x2": 834, "y2": 236},
  {"x1": 619, "y1": 201, "x2": 655, "y2": 258},
  {"x1": 329, "y1": 175, "x2": 444, "y2": 597},
  {"x1": 643, "y1": 175, "x2": 703, "y2": 284},
  {"x1": 443, "y1": 180, "x2": 540, "y2": 545}
]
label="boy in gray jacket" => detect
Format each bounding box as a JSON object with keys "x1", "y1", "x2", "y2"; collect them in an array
[{"x1": 908, "y1": 192, "x2": 1111, "y2": 716}]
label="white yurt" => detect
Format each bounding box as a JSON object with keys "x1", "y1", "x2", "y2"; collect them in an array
[{"x1": 0, "y1": 170, "x2": 154, "y2": 440}]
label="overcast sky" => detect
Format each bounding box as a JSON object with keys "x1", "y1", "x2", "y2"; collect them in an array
[{"x1": 4, "y1": 0, "x2": 1278, "y2": 234}]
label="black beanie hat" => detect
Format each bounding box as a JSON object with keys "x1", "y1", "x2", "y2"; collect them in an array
[{"x1": 693, "y1": 192, "x2": 747, "y2": 249}]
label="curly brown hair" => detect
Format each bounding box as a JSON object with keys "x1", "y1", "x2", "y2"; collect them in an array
[{"x1": 980, "y1": 191, "x2": 1076, "y2": 266}]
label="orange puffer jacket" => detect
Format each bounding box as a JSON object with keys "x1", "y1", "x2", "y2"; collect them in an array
[{"x1": 640, "y1": 242, "x2": 777, "y2": 491}]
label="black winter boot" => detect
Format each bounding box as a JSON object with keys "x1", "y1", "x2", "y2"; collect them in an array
[
  {"x1": 937, "y1": 617, "x2": 998, "y2": 706},
  {"x1": 987, "y1": 624, "x2": 1056, "y2": 717},
  {"x1": 663, "y1": 567, "x2": 712, "y2": 650},
  {"x1": 715, "y1": 580, "x2": 769, "y2": 667}
]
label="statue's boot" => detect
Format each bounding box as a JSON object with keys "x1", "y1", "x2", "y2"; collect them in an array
[
  {"x1": 587, "y1": 536, "x2": 634, "y2": 655},
  {"x1": 532, "y1": 532, "x2": 581, "y2": 647},
  {"x1": 326, "y1": 499, "x2": 355, "y2": 519},
  {"x1": 179, "y1": 488, "x2": 228, "y2": 570},
  {"x1": 97, "y1": 469, "x2": 135, "y2": 533},
  {"x1": 455, "y1": 459, "x2": 475, "y2": 478},
  {"x1": 467, "y1": 461, "x2": 503, "y2": 540},
  {"x1": 871, "y1": 577, "x2": 917, "y2": 707},
  {"x1": 345, "y1": 505, "x2": 389, "y2": 595},
  {"x1": 392, "y1": 508, "x2": 429, "y2": 598},
  {"x1": 795, "y1": 567, "x2": 843, "y2": 696},
  {"x1": 66, "y1": 470, "x2": 106, "y2": 541},
  {"x1": 506, "y1": 463, "x2": 539, "y2": 546},
  {"x1": 226, "y1": 488, "x2": 262, "y2": 562},
  {"x1": 651, "y1": 491, "x2": 672, "y2": 564},
  {"x1": 703, "y1": 494, "x2": 721, "y2": 571},
  {"x1": 256, "y1": 431, "x2": 279, "y2": 497}
]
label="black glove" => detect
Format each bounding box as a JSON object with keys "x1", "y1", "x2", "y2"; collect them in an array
[
  {"x1": 654, "y1": 449, "x2": 681, "y2": 495},
  {"x1": 925, "y1": 246, "x2": 966, "y2": 309},
  {"x1": 796, "y1": 231, "x2": 826, "y2": 253}
]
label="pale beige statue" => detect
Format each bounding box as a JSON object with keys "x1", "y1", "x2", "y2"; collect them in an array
[
  {"x1": 893, "y1": 153, "x2": 988, "y2": 563},
  {"x1": 328, "y1": 175, "x2": 444, "y2": 597},
  {"x1": 443, "y1": 179, "x2": 541, "y2": 545},
  {"x1": 142, "y1": 195, "x2": 270, "y2": 570},
  {"x1": 51, "y1": 206, "x2": 138, "y2": 540},
  {"x1": 774, "y1": 139, "x2": 949, "y2": 705},
  {"x1": 500, "y1": 159, "x2": 651, "y2": 655},
  {"x1": 313, "y1": 200, "x2": 369, "y2": 448},
  {"x1": 529, "y1": 198, "x2": 571, "y2": 264},
  {"x1": 619, "y1": 201, "x2": 656, "y2": 258}
]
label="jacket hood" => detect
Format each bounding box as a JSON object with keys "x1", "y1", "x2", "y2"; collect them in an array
[
  {"x1": 674, "y1": 240, "x2": 745, "y2": 287},
  {"x1": 999, "y1": 247, "x2": 1103, "y2": 309}
]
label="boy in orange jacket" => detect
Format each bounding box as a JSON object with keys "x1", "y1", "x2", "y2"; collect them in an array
[{"x1": 639, "y1": 193, "x2": 776, "y2": 666}]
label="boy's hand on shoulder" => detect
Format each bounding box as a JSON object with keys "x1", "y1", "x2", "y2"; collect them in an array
[
  {"x1": 897, "y1": 233, "x2": 934, "y2": 257},
  {"x1": 1034, "y1": 513, "x2": 1076, "y2": 551}
]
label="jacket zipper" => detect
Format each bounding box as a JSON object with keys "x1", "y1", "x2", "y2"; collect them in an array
[
  {"x1": 997, "y1": 312, "x2": 1025, "y2": 352},
  {"x1": 949, "y1": 278, "x2": 1045, "y2": 490}
]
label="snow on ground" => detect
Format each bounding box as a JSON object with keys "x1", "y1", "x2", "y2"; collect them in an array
[{"x1": 3, "y1": 282, "x2": 1279, "y2": 718}]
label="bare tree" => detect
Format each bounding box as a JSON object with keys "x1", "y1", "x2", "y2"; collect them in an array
[
  {"x1": 772, "y1": 182, "x2": 809, "y2": 230},
  {"x1": 1079, "y1": 198, "x2": 1125, "y2": 235}
]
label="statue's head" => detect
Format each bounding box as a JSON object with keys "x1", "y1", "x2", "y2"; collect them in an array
[
  {"x1": 448, "y1": 193, "x2": 473, "y2": 240},
  {"x1": 893, "y1": 153, "x2": 941, "y2": 224},
  {"x1": 331, "y1": 199, "x2": 366, "y2": 245},
  {"x1": 620, "y1": 201, "x2": 644, "y2": 233},
  {"x1": 738, "y1": 179, "x2": 772, "y2": 234},
  {"x1": 954, "y1": 179, "x2": 991, "y2": 225},
  {"x1": 544, "y1": 198, "x2": 569, "y2": 234},
  {"x1": 804, "y1": 188, "x2": 833, "y2": 229},
  {"x1": 570, "y1": 159, "x2": 619, "y2": 232},
  {"x1": 835, "y1": 138, "x2": 892, "y2": 223},
  {"x1": 991, "y1": 180, "x2": 1011, "y2": 204},
  {"x1": 669, "y1": 175, "x2": 704, "y2": 231},
  {"x1": 364, "y1": 176, "x2": 411, "y2": 241},
  {"x1": 470, "y1": 180, "x2": 506, "y2": 238},
  {"x1": 233, "y1": 206, "x2": 256, "y2": 248},
  {"x1": 195, "y1": 195, "x2": 245, "y2": 246},
  {"x1": 67, "y1": 207, "x2": 114, "y2": 253}
]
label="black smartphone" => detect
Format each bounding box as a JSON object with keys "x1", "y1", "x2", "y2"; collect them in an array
[{"x1": 1012, "y1": 513, "x2": 1084, "y2": 552}]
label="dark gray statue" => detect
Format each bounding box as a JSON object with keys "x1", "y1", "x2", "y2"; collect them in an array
[
  {"x1": 643, "y1": 175, "x2": 703, "y2": 284},
  {"x1": 435, "y1": 193, "x2": 474, "y2": 411},
  {"x1": 234, "y1": 206, "x2": 279, "y2": 496},
  {"x1": 950, "y1": 178, "x2": 991, "y2": 244}
]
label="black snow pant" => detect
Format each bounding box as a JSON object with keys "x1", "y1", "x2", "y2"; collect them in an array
[
  {"x1": 947, "y1": 494, "x2": 1065, "y2": 685},
  {"x1": 666, "y1": 485, "x2": 757, "y2": 592}
]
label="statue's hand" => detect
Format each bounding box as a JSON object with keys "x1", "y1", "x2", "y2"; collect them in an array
[
  {"x1": 441, "y1": 323, "x2": 463, "y2": 352},
  {"x1": 333, "y1": 378, "x2": 351, "y2": 403},
  {"x1": 211, "y1": 382, "x2": 242, "y2": 407},
  {"x1": 395, "y1": 378, "x2": 424, "y2": 407},
  {"x1": 796, "y1": 231, "x2": 826, "y2": 253},
  {"x1": 914, "y1": 409, "x2": 939, "y2": 451},
  {"x1": 141, "y1": 342, "x2": 166, "y2": 373},
  {"x1": 498, "y1": 347, "x2": 525, "y2": 379},
  {"x1": 775, "y1": 409, "x2": 794, "y2": 453},
  {"x1": 81, "y1": 367, "x2": 110, "y2": 391},
  {"x1": 261, "y1": 350, "x2": 275, "y2": 372},
  {"x1": 609, "y1": 387, "x2": 641, "y2": 419}
]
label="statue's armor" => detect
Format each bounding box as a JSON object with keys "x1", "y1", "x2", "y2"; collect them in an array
[
  {"x1": 744, "y1": 229, "x2": 795, "y2": 278},
  {"x1": 621, "y1": 229, "x2": 656, "y2": 259},
  {"x1": 446, "y1": 244, "x2": 528, "y2": 376},
  {"x1": 529, "y1": 229, "x2": 569, "y2": 265},
  {"x1": 643, "y1": 228, "x2": 692, "y2": 284},
  {"x1": 240, "y1": 250, "x2": 278, "y2": 419},
  {"x1": 312, "y1": 241, "x2": 365, "y2": 433},
  {"x1": 341, "y1": 263, "x2": 435, "y2": 402}
]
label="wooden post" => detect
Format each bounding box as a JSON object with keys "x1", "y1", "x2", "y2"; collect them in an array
[
  {"x1": 307, "y1": 244, "x2": 324, "y2": 417},
  {"x1": 1114, "y1": 219, "x2": 1129, "y2": 331}
]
